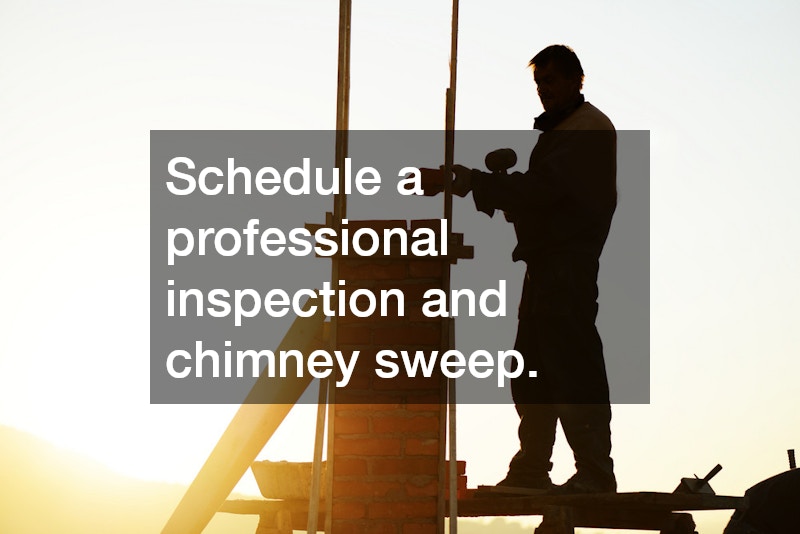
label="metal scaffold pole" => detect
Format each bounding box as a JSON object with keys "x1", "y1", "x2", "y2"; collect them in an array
[
  {"x1": 443, "y1": 1, "x2": 460, "y2": 534},
  {"x1": 307, "y1": 1, "x2": 352, "y2": 534}
]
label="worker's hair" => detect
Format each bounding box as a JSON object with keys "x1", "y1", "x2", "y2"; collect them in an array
[{"x1": 529, "y1": 45, "x2": 585, "y2": 87}]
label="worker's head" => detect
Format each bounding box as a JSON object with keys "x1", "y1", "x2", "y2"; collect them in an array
[{"x1": 529, "y1": 45, "x2": 584, "y2": 113}]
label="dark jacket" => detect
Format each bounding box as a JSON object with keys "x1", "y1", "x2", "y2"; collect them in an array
[
  {"x1": 470, "y1": 101, "x2": 617, "y2": 316},
  {"x1": 471, "y1": 101, "x2": 617, "y2": 265}
]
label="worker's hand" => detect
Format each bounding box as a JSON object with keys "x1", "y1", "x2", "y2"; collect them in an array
[
  {"x1": 416, "y1": 167, "x2": 445, "y2": 196},
  {"x1": 451, "y1": 164, "x2": 472, "y2": 197}
]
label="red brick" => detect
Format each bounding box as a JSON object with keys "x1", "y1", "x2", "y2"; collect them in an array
[
  {"x1": 330, "y1": 521, "x2": 363, "y2": 534},
  {"x1": 405, "y1": 477, "x2": 439, "y2": 497},
  {"x1": 334, "y1": 390, "x2": 407, "y2": 405},
  {"x1": 408, "y1": 260, "x2": 444, "y2": 279},
  {"x1": 331, "y1": 501, "x2": 366, "y2": 520},
  {"x1": 338, "y1": 351, "x2": 386, "y2": 380},
  {"x1": 338, "y1": 311, "x2": 411, "y2": 326},
  {"x1": 333, "y1": 390, "x2": 370, "y2": 404},
  {"x1": 444, "y1": 474, "x2": 467, "y2": 492},
  {"x1": 373, "y1": 373, "x2": 442, "y2": 392},
  {"x1": 339, "y1": 261, "x2": 409, "y2": 280},
  {"x1": 406, "y1": 398, "x2": 445, "y2": 409},
  {"x1": 354, "y1": 292, "x2": 398, "y2": 320},
  {"x1": 335, "y1": 367, "x2": 372, "y2": 389},
  {"x1": 334, "y1": 458, "x2": 368, "y2": 476},
  {"x1": 371, "y1": 457, "x2": 438, "y2": 476},
  {"x1": 401, "y1": 393, "x2": 440, "y2": 405},
  {"x1": 363, "y1": 400, "x2": 404, "y2": 410},
  {"x1": 334, "y1": 403, "x2": 364, "y2": 414},
  {"x1": 409, "y1": 219, "x2": 443, "y2": 231},
  {"x1": 374, "y1": 282, "x2": 438, "y2": 303},
  {"x1": 334, "y1": 480, "x2": 405, "y2": 499},
  {"x1": 334, "y1": 415, "x2": 370, "y2": 435},
  {"x1": 405, "y1": 438, "x2": 439, "y2": 456},
  {"x1": 336, "y1": 278, "x2": 376, "y2": 289},
  {"x1": 407, "y1": 306, "x2": 442, "y2": 323},
  {"x1": 372, "y1": 326, "x2": 441, "y2": 346},
  {"x1": 338, "y1": 325, "x2": 371, "y2": 344},
  {"x1": 334, "y1": 437, "x2": 402, "y2": 456},
  {"x1": 331, "y1": 520, "x2": 398, "y2": 534},
  {"x1": 368, "y1": 500, "x2": 437, "y2": 519},
  {"x1": 371, "y1": 524, "x2": 400, "y2": 534},
  {"x1": 403, "y1": 523, "x2": 438, "y2": 534},
  {"x1": 372, "y1": 415, "x2": 440, "y2": 434},
  {"x1": 336, "y1": 343, "x2": 367, "y2": 354},
  {"x1": 403, "y1": 403, "x2": 440, "y2": 412},
  {"x1": 348, "y1": 219, "x2": 408, "y2": 231},
  {"x1": 455, "y1": 460, "x2": 466, "y2": 475}
]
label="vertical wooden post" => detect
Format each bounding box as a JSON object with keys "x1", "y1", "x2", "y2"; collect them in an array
[
  {"x1": 325, "y1": 1, "x2": 352, "y2": 533},
  {"x1": 442, "y1": 2, "x2": 460, "y2": 533}
]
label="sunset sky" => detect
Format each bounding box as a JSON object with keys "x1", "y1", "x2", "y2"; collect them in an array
[{"x1": 2, "y1": 1, "x2": 800, "y2": 532}]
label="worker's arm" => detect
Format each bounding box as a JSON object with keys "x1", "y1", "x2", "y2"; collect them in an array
[{"x1": 455, "y1": 130, "x2": 616, "y2": 219}]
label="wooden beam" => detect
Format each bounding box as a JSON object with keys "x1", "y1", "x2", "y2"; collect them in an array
[
  {"x1": 160, "y1": 297, "x2": 326, "y2": 534},
  {"x1": 221, "y1": 491, "x2": 740, "y2": 532},
  {"x1": 456, "y1": 491, "x2": 745, "y2": 517}
]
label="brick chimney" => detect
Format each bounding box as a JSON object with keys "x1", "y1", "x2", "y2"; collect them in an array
[{"x1": 327, "y1": 219, "x2": 467, "y2": 534}]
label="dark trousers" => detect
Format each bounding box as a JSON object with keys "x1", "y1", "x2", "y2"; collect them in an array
[{"x1": 507, "y1": 262, "x2": 614, "y2": 481}]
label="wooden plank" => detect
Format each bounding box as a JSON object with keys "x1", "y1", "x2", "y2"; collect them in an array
[
  {"x1": 456, "y1": 491, "x2": 744, "y2": 518},
  {"x1": 220, "y1": 498, "x2": 707, "y2": 534},
  {"x1": 160, "y1": 297, "x2": 327, "y2": 534},
  {"x1": 478, "y1": 484, "x2": 550, "y2": 496},
  {"x1": 220, "y1": 489, "x2": 744, "y2": 527}
]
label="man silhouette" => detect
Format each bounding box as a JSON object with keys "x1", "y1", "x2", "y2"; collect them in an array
[{"x1": 452, "y1": 44, "x2": 617, "y2": 494}]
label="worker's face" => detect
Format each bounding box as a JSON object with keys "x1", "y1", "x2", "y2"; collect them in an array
[{"x1": 534, "y1": 62, "x2": 581, "y2": 114}]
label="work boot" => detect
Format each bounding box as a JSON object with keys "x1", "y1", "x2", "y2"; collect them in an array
[
  {"x1": 494, "y1": 404, "x2": 558, "y2": 493},
  {"x1": 554, "y1": 404, "x2": 616, "y2": 495},
  {"x1": 494, "y1": 473, "x2": 554, "y2": 493},
  {"x1": 551, "y1": 469, "x2": 616, "y2": 495}
]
